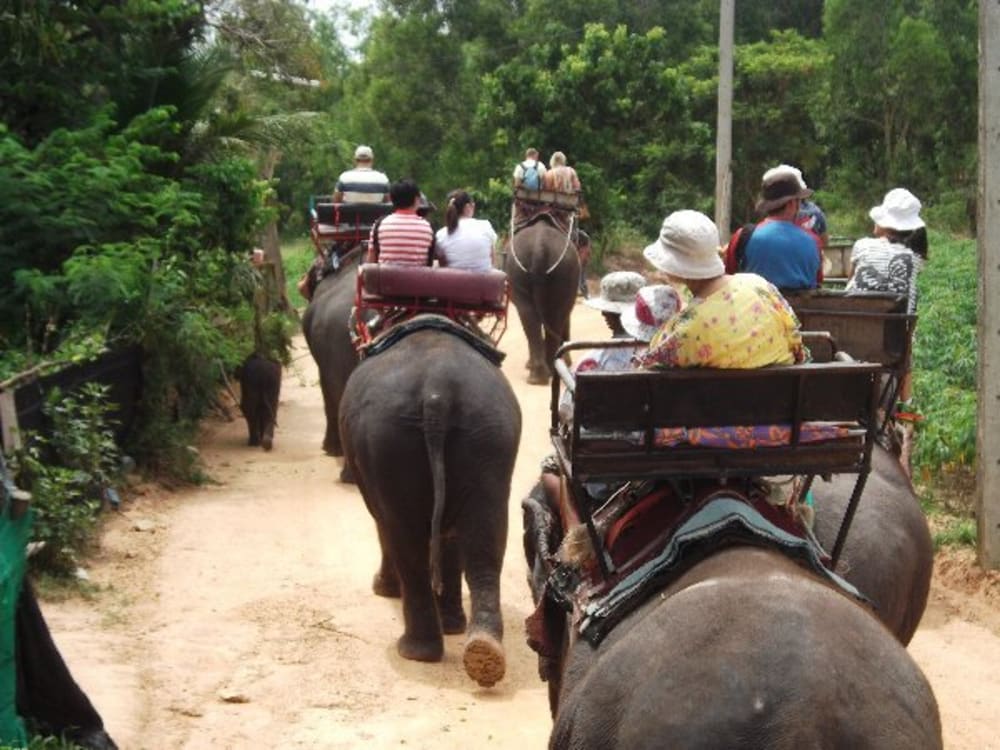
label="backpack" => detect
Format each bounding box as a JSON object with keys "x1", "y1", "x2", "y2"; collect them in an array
[
  {"x1": 521, "y1": 160, "x2": 541, "y2": 191},
  {"x1": 732, "y1": 223, "x2": 757, "y2": 271}
]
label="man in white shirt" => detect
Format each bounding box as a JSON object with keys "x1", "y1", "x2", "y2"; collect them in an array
[
  {"x1": 333, "y1": 145, "x2": 390, "y2": 203},
  {"x1": 512, "y1": 147, "x2": 547, "y2": 191}
]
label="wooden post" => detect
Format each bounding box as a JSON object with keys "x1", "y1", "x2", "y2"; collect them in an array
[
  {"x1": 977, "y1": 0, "x2": 1000, "y2": 568},
  {"x1": 715, "y1": 0, "x2": 735, "y2": 243}
]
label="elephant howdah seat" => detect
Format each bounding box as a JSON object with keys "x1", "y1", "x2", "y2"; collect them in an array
[
  {"x1": 353, "y1": 263, "x2": 510, "y2": 347},
  {"x1": 309, "y1": 200, "x2": 394, "y2": 254},
  {"x1": 513, "y1": 186, "x2": 581, "y2": 210},
  {"x1": 786, "y1": 289, "x2": 916, "y2": 421},
  {"x1": 550, "y1": 340, "x2": 883, "y2": 575}
]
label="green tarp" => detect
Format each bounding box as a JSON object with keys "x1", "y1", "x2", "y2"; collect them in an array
[{"x1": 0, "y1": 498, "x2": 31, "y2": 748}]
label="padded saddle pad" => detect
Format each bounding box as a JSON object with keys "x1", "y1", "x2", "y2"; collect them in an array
[{"x1": 360, "y1": 264, "x2": 507, "y2": 307}]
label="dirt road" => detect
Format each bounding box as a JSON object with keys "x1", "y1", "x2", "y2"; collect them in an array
[{"x1": 42, "y1": 299, "x2": 1000, "y2": 749}]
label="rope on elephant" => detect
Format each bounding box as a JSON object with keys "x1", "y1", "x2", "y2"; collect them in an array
[{"x1": 508, "y1": 204, "x2": 576, "y2": 276}]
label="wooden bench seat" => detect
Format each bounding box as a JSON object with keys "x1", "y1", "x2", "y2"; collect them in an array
[{"x1": 551, "y1": 353, "x2": 881, "y2": 488}]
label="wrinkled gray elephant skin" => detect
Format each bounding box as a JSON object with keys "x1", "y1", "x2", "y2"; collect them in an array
[
  {"x1": 238, "y1": 353, "x2": 281, "y2": 451},
  {"x1": 340, "y1": 330, "x2": 521, "y2": 688},
  {"x1": 813, "y1": 444, "x2": 934, "y2": 644},
  {"x1": 505, "y1": 221, "x2": 580, "y2": 385},
  {"x1": 522, "y1": 487, "x2": 942, "y2": 748},
  {"x1": 301, "y1": 251, "x2": 361, "y2": 471}
]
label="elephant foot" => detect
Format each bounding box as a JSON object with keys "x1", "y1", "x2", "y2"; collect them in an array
[
  {"x1": 248, "y1": 435, "x2": 260, "y2": 447},
  {"x1": 438, "y1": 604, "x2": 467, "y2": 635},
  {"x1": 339, "y1": 463, "x2": 356, "y2": 484},
  {"x1": 527, "y1": 370, "x2": 550, "y2": 386},
  {"x1": 372, "y1": 571, "x2": 401, "y2": 598},
  {"x1": 322, "y1": 439, "x2": 344, "y2": 457},
  {"x1": 463, "y1": 631, "x2": 506, "y2": 687},
  {"x1": 262, "y1": 435, "x2": 273, "y2": 451},
  {"x1": 398, "y1": 632, "x2": 444, "y2": 663}
]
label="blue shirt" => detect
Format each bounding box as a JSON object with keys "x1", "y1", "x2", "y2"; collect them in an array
[{"x1": 742, "y1": 219, "x2": 821, "y2": 290}]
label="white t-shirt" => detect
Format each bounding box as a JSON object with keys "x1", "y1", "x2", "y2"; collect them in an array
[
  {"x1": 335, "y1": 167, "x2": 390, "y2": 203},
  {"x1": 435, "y1": 217, "x2": 497, "y2": 271},
  {"x1": 512, "y1": 159, "x2": 547, "y2": 185}
]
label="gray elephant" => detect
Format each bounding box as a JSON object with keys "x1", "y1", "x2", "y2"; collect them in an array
[
  {"x1": 340, "y1": 328, "x2": 521, "y2": 687},
  {"x1": 544, "y1": 544, "x2": 941, "y2": 749},
  {"x1": 522, "y1": 486, "x2": 941, "y2": 747},
  {"x1": 813, "y1": 444, "x2": 933, "y2": 644},
  {"x1": 504, "y1": 219, "x2": 581, "y2": 384},
  {"x1": 301, "y1": 247, "x2": 363, "y2": 467},
  {"x1": 237, "y1": 353, "x2": 281, "y2": 451}
]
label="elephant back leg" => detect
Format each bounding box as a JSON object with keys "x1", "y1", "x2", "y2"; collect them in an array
[
  {"x1": 455, "y1": 471, "x2": 510, "y2": 687},
  {"x1": 383, "y1": 517, "x2": 444, "y2": 662},
  {"x1": 510, "y1": 275, "x2": 548, "y2": 383}
]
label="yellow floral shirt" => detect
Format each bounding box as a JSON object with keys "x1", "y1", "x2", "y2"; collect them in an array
[{"x1": 636, "y1": 274, "x2": 806, "y2": 369}]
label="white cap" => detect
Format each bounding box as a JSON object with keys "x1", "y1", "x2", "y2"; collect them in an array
[{"x1": 354, "y1": 145, "x2": 374, "y2": 161}]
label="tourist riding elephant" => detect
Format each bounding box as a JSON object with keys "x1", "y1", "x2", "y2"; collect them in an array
[
  {"x1": 505, "y1": 219, "x2": 581, "y2": 385},
  {"x1": 340, "y1": 328, "x2": 521, "y2": 687},
  {"x1": 521, "y1": 486, "x2": 941, "y2": 747},
  {"x1": 812, "y1": 443, "x2": 933, "y2": 644},
  {"x1": 301, "y1": 247, "x2": 363, "y2": 471}
]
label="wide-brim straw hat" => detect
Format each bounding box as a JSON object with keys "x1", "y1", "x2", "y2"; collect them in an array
[
  {"x1": 642, "y1": 210, "x2": 724, "y2": 280},
  {"x1": 584, "y1": 271, "x2": 646, "y2": 314},
  {"x1": 869, "y1": 188, "x2": 925, "y2": 231},
  {"x1": 620, "y1": 285, "x2": 683, "y2": 342}
]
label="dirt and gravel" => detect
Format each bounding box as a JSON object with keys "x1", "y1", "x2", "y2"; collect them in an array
[{"x1": 40, "y1": 299, "x2": 1000, "y2": 749}]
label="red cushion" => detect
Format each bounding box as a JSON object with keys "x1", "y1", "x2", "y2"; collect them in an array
[{"x1": 360, "y1": 264, "x2": 507, "y2": 307}]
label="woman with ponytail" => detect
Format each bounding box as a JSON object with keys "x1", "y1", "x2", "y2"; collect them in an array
[{"x1": 434, "y1": 190, "x2": 497, "y2": 271}]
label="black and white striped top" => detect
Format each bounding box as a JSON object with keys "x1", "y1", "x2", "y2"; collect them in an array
[{"x1": 846, "y1": 237, "x2": 924, "y2": 314}]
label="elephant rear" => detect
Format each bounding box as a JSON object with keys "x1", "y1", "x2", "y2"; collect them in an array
[
  {"x1": 339, "y1": 329, "x2": 521, "y2": 686},
  {"x1": 552, "y1": 548, "x2": 941, "y2": 750},
  {"x1": 238, "y1": 353, "x2": 281, "y2": 450}
]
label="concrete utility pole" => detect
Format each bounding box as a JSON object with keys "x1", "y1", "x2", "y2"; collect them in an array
[
  {"x1": 977, "y1": 0, "x2": 1000, "y2": 569},
  {"x1": 715, "y1": 0, "x2": 735, "y2": 243}
]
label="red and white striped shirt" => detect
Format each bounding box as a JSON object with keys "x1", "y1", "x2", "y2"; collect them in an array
[{"x1": 372, "y1": 210, "x2": 435, "y2": 265}]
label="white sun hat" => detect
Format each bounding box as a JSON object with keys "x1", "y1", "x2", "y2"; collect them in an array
[
  {"x1": 584, "y1": 271, "x2": 647, "y2": 314},
  {"x1": 642, "y1": 210, "x2": 724, "y2": 280},
  {"x1": 620, "y1": 285, "x2": 684, "y2": 342},
  {"x1": 869, "y1": 188, "x2": 925, "y2": 231}
]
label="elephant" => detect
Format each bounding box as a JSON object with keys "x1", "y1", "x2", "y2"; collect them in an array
[
  {"x1": 339, "y1": 327, "x2": 521, "y2": 687},
  {"x1": 237, "y1": 353, "x2": 281, "y2": 451},
  {"x1": 504, "y1": 218, "x2": 581, "y2": 385},
  {"x1": 522, "y1": 488, "x2": 941, "y2": 748},
  {"x1": 301, "y1": 247, "x2": 363, "y2": 468},
  {"x1": 812, "y1": 444, "x2": 934, "y2": 645}
]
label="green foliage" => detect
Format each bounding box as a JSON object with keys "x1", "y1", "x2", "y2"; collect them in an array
[
  {"x1": 932, "y1": 517, "x2": 977, "y2": 551},
  {"x1": 822, "y1": 0, "x2": 975, "y2": 222},
  {"x1": 11, "y1": 385, "x2": 120, "y2": 576},
  {"x1": 910, "y1": 233, "x2": 978, "y2": 470}
]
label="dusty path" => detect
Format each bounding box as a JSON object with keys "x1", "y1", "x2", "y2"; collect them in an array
[{"x1": 40, "y1": 299, "x2": 1000, "y2": 749}]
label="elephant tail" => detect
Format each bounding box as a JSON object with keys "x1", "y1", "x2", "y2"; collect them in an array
[{"x1": 423, "y1": 392, "x2": 448, "y2": 596}]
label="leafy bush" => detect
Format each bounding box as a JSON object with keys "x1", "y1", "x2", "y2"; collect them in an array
[
  {"x1": 11, "y1": 384, "x2": 121, "y2": 575},
  {"x1": 910, "y1": 232, "x2": 978, "y2": 470}
]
